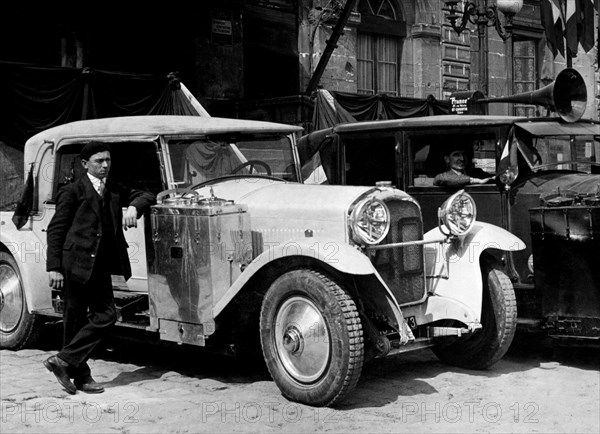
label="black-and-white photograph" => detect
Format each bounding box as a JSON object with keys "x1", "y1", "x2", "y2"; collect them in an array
[{"x1": 1, "y1": 1, "x2": 598, "y2": 433}]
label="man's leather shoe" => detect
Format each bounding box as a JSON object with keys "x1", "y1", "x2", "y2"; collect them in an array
[
  {"x1": 43, "y1": 356, "x2": 76, "y2": 394},
  {"x1": 74, "y1": 377, "x2": 105, "y2": 394}
]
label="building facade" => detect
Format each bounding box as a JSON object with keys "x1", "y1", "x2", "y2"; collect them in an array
[
  {"x1": 301, "y1": 0, "x2": 598, "y2": 120},
  {"x1": 1, "y1": 1, "x2": 599, "y2": 131}
]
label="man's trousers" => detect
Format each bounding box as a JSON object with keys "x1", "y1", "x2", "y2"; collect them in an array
[{"x1": 58, "y1": 263, "x2": 117, "y2": 380}]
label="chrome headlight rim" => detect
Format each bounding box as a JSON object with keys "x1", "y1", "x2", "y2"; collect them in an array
[
  {"x1": 350, "y1": 198, "x2": 391, "y2": 245},
  {"x1": 438, "y1": 190, "x2": 477, "y2": 237}
]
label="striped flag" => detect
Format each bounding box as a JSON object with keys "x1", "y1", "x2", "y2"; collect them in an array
[
  {"x1": 541, "y1": 0, "x2": 598, "y2": 58},
  {"x1": 540, "y1": 0, "x2": 566, "y2": 57},
  {"x1": 565, "y1": 0, "x2": 578, "y2": 56},
  {"x1": 496, "y1": 127, "x2": 519, "y2": 187}
]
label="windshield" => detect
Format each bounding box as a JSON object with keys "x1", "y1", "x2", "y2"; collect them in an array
[
  {"x1": 407, "y1": 130, "x2": 501, "y2": 187},
  {"x1": 516, "y1": 133, "x2": 600, "y2": 175},
  {"x1": 166, "y1": 134, "x2": 298, "y2": 188}
]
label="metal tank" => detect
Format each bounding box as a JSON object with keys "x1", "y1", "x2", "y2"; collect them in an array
[
  {"x1": 530, "y1": 192, "x2": 600, "y2": 340},
  {"x1": 148, "y1": 190, "x2": 252, "y2": 345}
]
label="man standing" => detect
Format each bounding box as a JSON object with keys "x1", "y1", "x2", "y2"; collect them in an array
[
  {"x1": 44, "y1": 142, "x2": 155, "y2": 394},
  {"x1": 434, "y1": 148, "x2": 495, "y2": 188}
]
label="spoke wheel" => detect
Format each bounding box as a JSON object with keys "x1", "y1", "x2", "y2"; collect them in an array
[{"x1": 260, "y1": 269, "x2": 363, "y2": 407}]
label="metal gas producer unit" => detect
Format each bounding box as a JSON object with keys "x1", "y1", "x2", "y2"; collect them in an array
[{"x1": 148, "y1": 189, "x2": 252, "y2": 345}]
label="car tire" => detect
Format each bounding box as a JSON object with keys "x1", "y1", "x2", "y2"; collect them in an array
[
  {"x1": 432, "y1": 254, "x2": 517, "y2": 369},
  {"x1": 259, "y1": 268, "x2": 364, "y2": 407},
  {"x1": 0, "y1": 252, "x2": 42, "y2": 349}
]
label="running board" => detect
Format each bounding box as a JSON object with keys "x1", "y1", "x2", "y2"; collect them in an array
[{"x1": 48, "y1": 289, "x2": 149, "y2": 325}]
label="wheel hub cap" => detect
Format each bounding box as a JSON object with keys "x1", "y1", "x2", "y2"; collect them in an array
[
  {"x1": 0, "y1": 264, "x2": 24, "y2": 333},
  {"x1": 274, "y1": 296, "x2": 330, "y2": 383},
  {"x1": 283, "y1": 326, "x2": 302, "y2": 354}
]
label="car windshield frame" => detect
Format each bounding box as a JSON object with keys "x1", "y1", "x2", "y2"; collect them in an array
[
  {"x1": 162, "y1": 133, "x2": 299, "y2": 189},
  {"x1": 514, "y1": 129, "x2": 600, "y2": 175}
]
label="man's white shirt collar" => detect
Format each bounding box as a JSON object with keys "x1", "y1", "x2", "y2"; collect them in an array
[{"x1": 87, "y1": 173, "x2": 106, "y2": 195}]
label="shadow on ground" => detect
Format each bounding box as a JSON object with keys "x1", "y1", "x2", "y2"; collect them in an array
[
  {"x1": 34, "y1": 321, "x2": 270, "y2": 387},
  {"x1": 340, "y1": 332, "x2": 599, "y2": 409},
  {"x1": 34, "y1": 321, "x2": 599, "y2": 409}
]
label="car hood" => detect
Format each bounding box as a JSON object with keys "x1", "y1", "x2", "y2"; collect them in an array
[
  {"x1": 517, "y1": 172, "x2": 600, "y2": 197},
  {"x1": 194, "y1": 178, "x2": 414, "y2": 244}
]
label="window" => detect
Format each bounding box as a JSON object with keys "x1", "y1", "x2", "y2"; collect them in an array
[
  {"x1": 408, "y1": 132, "x2": 499, "y2": 186},
  {"x1": 527, "y1": 135, "x2": 600, "y2": 174},
  {"x1": 441, "y1": 8, "x2": 471, "y2": 98},
  {"x1": 53, "y1": 142, "x2": 163, "y2": 198},
  {"x1": 513, "y1": 38, "x2": 538, "y2": 117},
  {"x1": 357, "y1": 0, "x2": 403, "y2": 95},
  {"x1": 342, "y1": 135, "x2": 398, "y2": 185}
]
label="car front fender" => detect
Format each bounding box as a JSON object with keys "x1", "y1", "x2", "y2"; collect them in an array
[
  {"x1": 419, "y1": 222, "x2": 524, "y2": 324},
  {"x1": 212, "y1": 237, "x2": 378, "y2": 317}
]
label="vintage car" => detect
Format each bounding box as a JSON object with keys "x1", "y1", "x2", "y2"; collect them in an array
[
  {"x1": 0, "y1": 115, "x2": 524, "y2": 406},
  {"x1": 297, "y1": 68, "x2": 600, "y2": 342}
]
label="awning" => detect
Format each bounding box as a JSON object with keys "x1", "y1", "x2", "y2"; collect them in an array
[{"x1": 516, "y1": 121, "x2": 600, "y2": 136}]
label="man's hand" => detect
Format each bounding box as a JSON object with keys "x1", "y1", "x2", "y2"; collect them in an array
[
  {"x1": 123, "y1": 206, "x2": 138, "y2": 230},
  {"x1": 48, "y1": 271, "x2": 64, "y2": 289}
]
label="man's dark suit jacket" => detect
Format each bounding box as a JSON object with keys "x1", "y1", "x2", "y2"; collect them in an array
[{"x1": 46, "y1": 175, "x2": 156, "y2": 284}]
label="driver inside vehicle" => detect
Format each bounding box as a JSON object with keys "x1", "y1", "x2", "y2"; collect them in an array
[{"x1": 434, "y1": 147, "x2": 495, "y2": 188}]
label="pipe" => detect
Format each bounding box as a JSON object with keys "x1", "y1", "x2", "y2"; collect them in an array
[{"x1": 305, "y1": 0, "x2": 358, "y2": 96}]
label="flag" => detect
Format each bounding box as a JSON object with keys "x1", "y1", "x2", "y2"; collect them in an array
[
  {"x1": 540, "y1": 0, "x2": 566, "y2": 57},
  {"x1": 541, "y1": 0, "x2": 597, "y2": 58},
  {"x1": 578, "y1": 0, "x2": 597, "y2": 52},
  {"x1": 496, "y1": 128, "x2": 519, "y2": 188},
  {"x1": 565, "y1": 0, "x2": 578, "y2": 57},
  {"x1": 11, "y1": 165, "x2": 34, "y2": 230}
]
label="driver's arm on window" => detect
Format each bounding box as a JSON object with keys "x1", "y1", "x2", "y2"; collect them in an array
[{"x1": 433, "y1": 171, "x2": 471, "y2": 188}]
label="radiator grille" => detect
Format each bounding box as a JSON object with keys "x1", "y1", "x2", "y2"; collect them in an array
[{"x1": 372, "y1": 200, "x2": 425, "y2": 305}]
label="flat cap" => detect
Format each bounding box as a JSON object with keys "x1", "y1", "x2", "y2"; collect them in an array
[{"x1": 80, "y1": 141, "x2": 111, "y2": 161}]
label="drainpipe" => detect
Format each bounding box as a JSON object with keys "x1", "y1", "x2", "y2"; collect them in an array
[{"x1": 305, "y1": 0, "x2": 358, "y2": 96}]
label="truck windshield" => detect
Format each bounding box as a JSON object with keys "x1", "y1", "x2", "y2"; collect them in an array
[
  {"x1": 517, "y1": 134, "x2": 600, "y2": 174},
  {"x1": 167, "y1": 134, "x2": 298, "y2": 188}
]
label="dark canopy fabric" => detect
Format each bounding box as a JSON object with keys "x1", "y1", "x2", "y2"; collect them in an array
[
  {"x1": 311, "y1": 90, "x2": 357, "y2": 132},
  {"x1": 0, "y1": 62, "x2": 201, "y2": 148},
  {"x1": 332, "y1": 91, "x2": 452, "y2": 122},
  {"x1": 310, "y1": 89, "x2": 451, "y2": 131}
]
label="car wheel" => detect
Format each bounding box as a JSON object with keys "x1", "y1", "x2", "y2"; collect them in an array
[
  {"x1": 432, "y1": 254, "x2": 517, "y2": 369},
  {"x1": 0, "y1": 252, "x2": 41, "y2": 349},
  {"x1": 260, "y1": 268, "x2": 364, "y2": 407}
]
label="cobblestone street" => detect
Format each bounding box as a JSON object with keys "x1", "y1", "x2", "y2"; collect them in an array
[{"x1": 1, "y1": 327, "x2": 598, "y2": 433}]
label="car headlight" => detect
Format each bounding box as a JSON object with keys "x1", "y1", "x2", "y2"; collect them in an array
[
  {"x1": 350, "y1": 198, "x2": 390, "y2": 245},
  {"x1": 438, "y1": 190, "x2": 476, "y2": 237}
]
